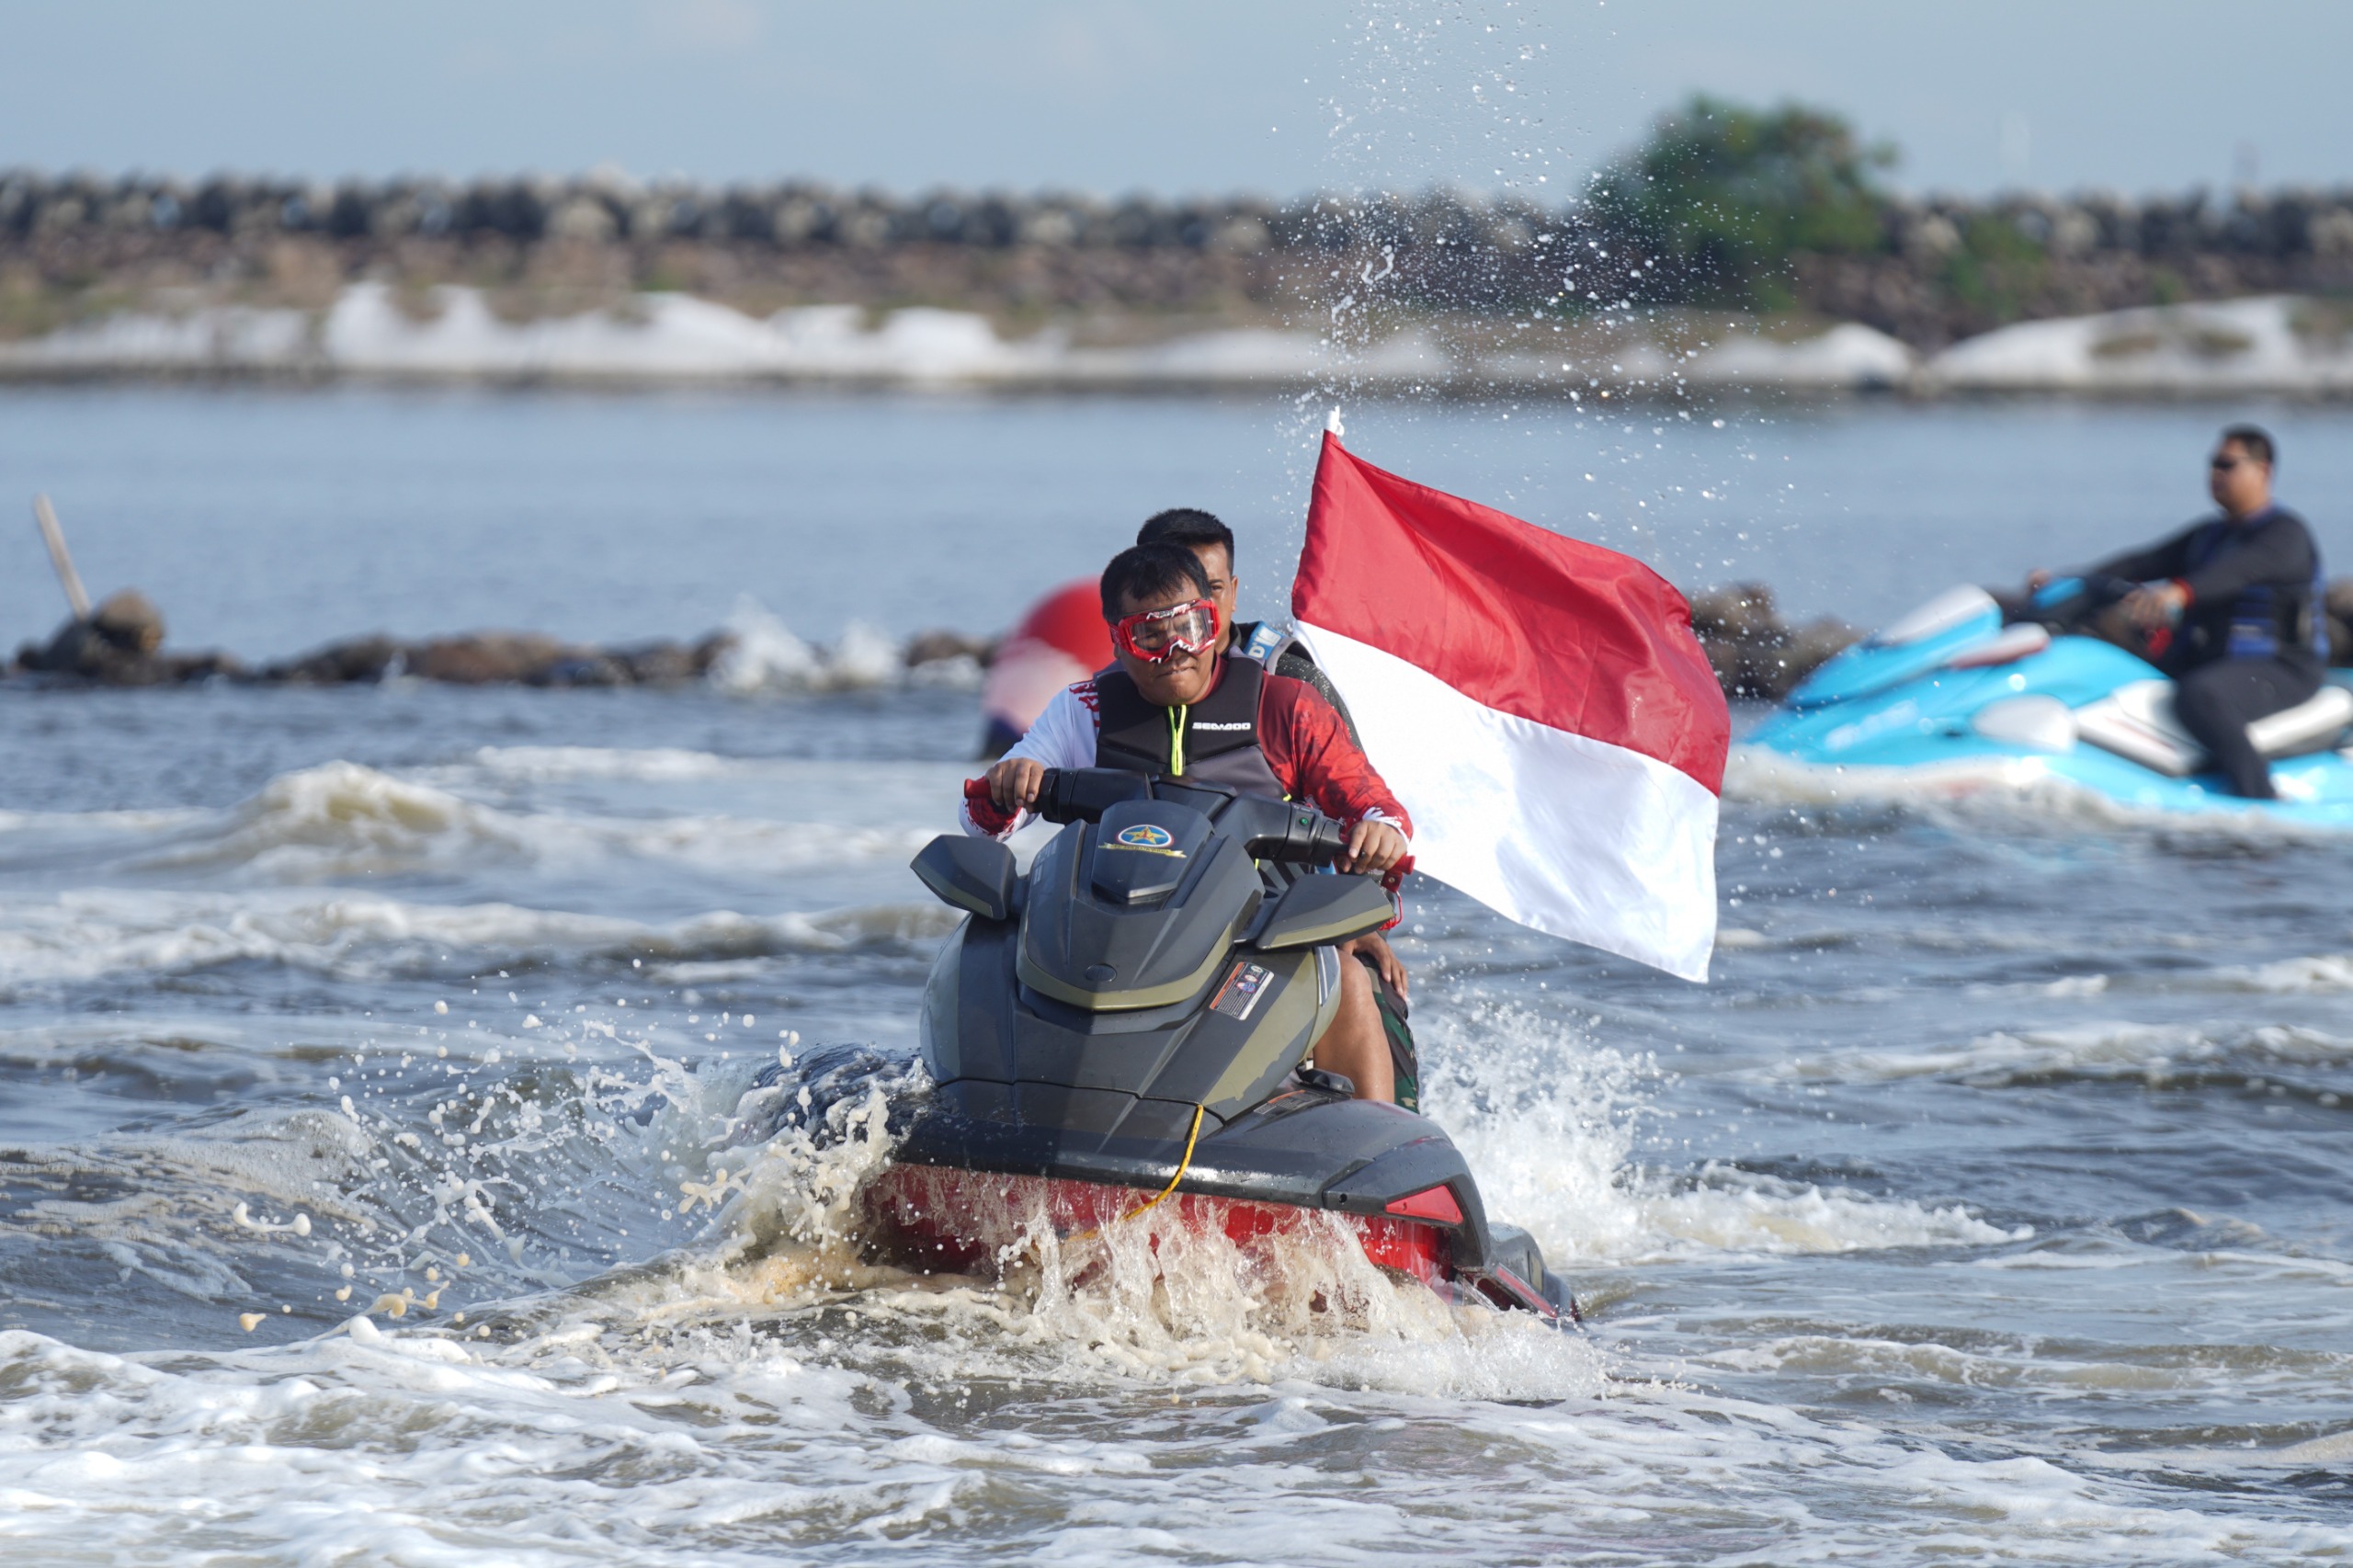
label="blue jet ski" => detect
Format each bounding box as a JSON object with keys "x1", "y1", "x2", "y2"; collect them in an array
[{"x1": 1745, "y1": 579, "x2": 2353, "y2": 824}]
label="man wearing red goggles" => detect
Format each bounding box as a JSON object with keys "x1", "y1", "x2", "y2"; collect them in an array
[
  {"x1": 963, "y1": 542, "x2": 1412, "y2": 1102},
  {"x1": 1109, "y1": 597, "x2": 1223, "y2": 665}
]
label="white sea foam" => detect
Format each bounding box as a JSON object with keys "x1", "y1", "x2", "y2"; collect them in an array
[
  {"x1": 0, "y1": 888, "x2": 955, "y2": 991},
  {"x1": 463, "y1": 744, "x2": 756, "y2": 782},
  {"x1": 2215, "y1": 952, "x2": 2353, "y2": 994},
  {"x1": 139, "y1": 760, "x2": 528, "y2": 878},
  {"x1": 1726, "y1": 744, "x2": 2072, "y2": 812},
  {"x1": 117, "y1": 759, "x2": 939, "y2": 882},
  {"x1": 1635, "y1": 1166, "x2": 2029, "y2": 1256},
  {"x1": 1725, "y1": 744, "x2": 2351, "y2": 846},
  {"x1": 1770, "y1": 1019, "x2": 2353, "y2": 1086},
  {"x1": 0, "y1": 997, "x2": 2336, "y2": 1565},
  {"x1": 0, "y1": 805, "x2": 209, "y2": 838},
  {"x1": 1704, "y1": 1330, "x2": 2203, "y2": 1393},
  {"x1": 1426, "y1": 1003, "x2": 2029, "y2": 1266},
  {"x1": 0, "y1": 1314, "x2": 2336, "y2": 1566},
  {"x1": 705, "y1": 597, "x2": 905, "y2": 695}
]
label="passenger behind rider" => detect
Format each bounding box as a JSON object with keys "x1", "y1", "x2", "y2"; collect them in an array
[
  {"x1": 1131, "y1": 507, "x2": 1414, "y2": 1012},
  {"x1": 2027, "y1": 424, "x2": 2326, "y2": 799},
  {"x1": 961, "y1": 543, "x2": 1412, "y2": 1102}
]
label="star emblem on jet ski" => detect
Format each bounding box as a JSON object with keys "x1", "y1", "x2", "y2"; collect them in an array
[{"x1": 1109, "y1": 823, "x2": 1185, "y2": 856}]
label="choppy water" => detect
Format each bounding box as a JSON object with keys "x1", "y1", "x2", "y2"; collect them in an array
[{"x1": 5, "y1": 388, "x2": 2353, "y2": 1563}]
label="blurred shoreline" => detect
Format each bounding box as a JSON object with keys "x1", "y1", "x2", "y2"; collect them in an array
[{"x1": 8, "y1": 169, "x2": 2353, "y2": 397}]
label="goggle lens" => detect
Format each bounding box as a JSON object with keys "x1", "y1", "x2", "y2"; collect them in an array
[{"x1": 1115, "y1": 600, "x2": 1220, "y2": 662}]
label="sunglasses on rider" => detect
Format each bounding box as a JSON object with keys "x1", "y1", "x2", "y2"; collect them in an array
[
  {"x1": 1111, "y1": 599, "x2": 1221, "y2": 664},
  {"x1": 2211, "y1": 455, "x2": 2243, "y2": 471}
]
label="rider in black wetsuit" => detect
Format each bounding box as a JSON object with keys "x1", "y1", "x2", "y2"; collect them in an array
[
  {"x1": 1135, "y1": 506, "x2": 1420, "y2": 1108},
  {"x1": 2029, "y1": 425, "x2": 2327, "y2": 799}
]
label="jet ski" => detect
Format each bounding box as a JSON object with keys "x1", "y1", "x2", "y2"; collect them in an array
[
  {"x1": 852, "y1": 766, "x2": 1574, "y2": 1320},
  {"x1": 1746, "y1": 578, "x2": 2353, "y2": 823}
]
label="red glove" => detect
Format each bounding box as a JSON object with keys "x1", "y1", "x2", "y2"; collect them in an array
[{"x1": 962, "y1": 776, "x2": 1017, "y2": 836}]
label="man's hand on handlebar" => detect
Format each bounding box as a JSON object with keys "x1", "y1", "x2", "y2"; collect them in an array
[
  {"x1": 2025, "y1": 567, "x2": 2054, "y2": 592},
  {"x1": 987, "y1": 757, "x2": 1048, "y2": 814},
  {"x1": 1336, "y1": 819, "x2": 1407, "y2": 876},
  {"x1": 2121, "y1": 581, "x2": 2188, "y2": 631}
]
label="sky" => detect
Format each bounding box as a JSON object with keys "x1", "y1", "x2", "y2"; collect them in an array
[{"x1": 3, "y1": 1, "x2": 2347, "y2": 200}]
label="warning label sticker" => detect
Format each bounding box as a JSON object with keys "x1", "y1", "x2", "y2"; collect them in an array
[{"x1": 1210, "y1": 960, "x2": 1274, "y2": 1021}]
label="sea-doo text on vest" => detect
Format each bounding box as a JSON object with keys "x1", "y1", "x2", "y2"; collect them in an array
[{"x1": 1092, "y1": 659, "x2": 1286, "y2": 799}]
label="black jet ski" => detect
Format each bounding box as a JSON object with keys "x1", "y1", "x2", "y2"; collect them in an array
[{"x1": 859, "y1": 767, "x2": 1574, "y2": 1320}]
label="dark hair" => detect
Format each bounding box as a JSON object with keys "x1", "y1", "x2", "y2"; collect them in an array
[
  {"x1": 1100, "y1": 544, "x2": 1211, "y2": 617},
  {"x1": 1138, "y1": 507, "x2": 1236, "y2": 565},
  {"x1": 2221, "y1": 424, "x2": 2277, "y2": 468}
]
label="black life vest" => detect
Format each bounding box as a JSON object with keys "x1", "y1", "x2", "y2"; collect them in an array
[
  {"x1": 1093, "y1": 658, "x2": 1286, "y2": 799},
  {"x1": 2181, "y1": 508, "x2": 2328, "y2": 664}
]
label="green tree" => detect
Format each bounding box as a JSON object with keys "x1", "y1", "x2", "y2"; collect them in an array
[{"x1": 1593, "y1": 96, "x2": 1895, "y2": 309}]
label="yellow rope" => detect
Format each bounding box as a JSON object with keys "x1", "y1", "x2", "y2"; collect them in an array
[
  {"x1": 1119, "y1": 1101, "x2": 1207, "y2": 1223},
  {"x1": 1066, "y1": 1101, "x2": 1207, "y2": 1243}
]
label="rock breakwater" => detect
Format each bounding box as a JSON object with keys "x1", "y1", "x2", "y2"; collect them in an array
[
  {"x1": 15, "y1": 581, "x2": 2351, "y2": 702},
  {"x1": 8, "y1": 167, "x2": 2353, "y2": 372}
]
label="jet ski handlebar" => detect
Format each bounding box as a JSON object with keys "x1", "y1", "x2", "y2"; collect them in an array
[
  {"x1": 1034, "y1": 767, "x2": 1350, "y2": 866},
  {"x1": 1246, "y1": 804, "x2": 1353, "y2": 866}
]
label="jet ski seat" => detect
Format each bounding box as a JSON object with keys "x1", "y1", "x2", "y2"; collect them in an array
[{"x1": 2074, "y1": 681, "x2": 2353, "y2": 778}]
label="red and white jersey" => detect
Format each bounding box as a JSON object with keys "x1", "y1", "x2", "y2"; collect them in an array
[{"x1": 961, "y1": 670, "x2": 1412, "y2": 842}]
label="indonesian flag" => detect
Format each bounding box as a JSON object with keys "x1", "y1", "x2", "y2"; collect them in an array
[{"x1": 1292, "y1": 429, "x2": 1729, "y2": 981}]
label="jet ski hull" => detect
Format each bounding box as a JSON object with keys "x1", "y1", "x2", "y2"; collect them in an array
[
  {"x1": 884, "y1": 771, "x2": 1575, "y2": 1324},
  {"x1": 870, "y1": 1079, "x2": 1572, "y2": 1318},
  {"x1": 864, "y1": 1167, "x2": 1454, "y2": 1293},
  {"x1": 1750, "y1": 588, "x2": 2353, "y2": 825}
]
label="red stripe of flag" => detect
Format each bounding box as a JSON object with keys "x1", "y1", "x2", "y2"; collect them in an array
[{"x1": 1293, "y1": 431, "x2": 1728, "y2": 794}]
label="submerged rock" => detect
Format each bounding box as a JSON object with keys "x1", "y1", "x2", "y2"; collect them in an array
[
  {"x1": 904, "y1": 630, "x2": 996, "y2": 668},
  {"x1": 253, "y1": 630, "x2": 733, "y2": 686},
  {"x1": 90, "y1": 589, "x2": 165, "y2": 653},
  {"x1": 260, "y1": 633, "x2": 405, "y2": 683},
  {"x1": 12, "y1": 586, "x2": 240, "y2": 685},
  {"x1": 1688, "y1": 584, "x2": 1859, "y2": 701},
  {"x1": 402, "y1": 631, "x2": 580, "y2": 684}
]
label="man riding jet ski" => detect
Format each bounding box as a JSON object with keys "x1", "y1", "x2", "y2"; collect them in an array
[
  {"x1": 2022, "y1": 424, "x2": 2327, "y2": 799},
  {"x1": 863, "y1": 541, "x2": 1574, "y2": 1318},
  {"x1": 1133, "y1": 507, "x2": 1421, "y2": 1108},
  {"x1": 1747, "y1": 425, "x2": 2353, "y2": 820},
  {"x1": 966, "y1": 543, "x2": 1411, "y2": 1102}
]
